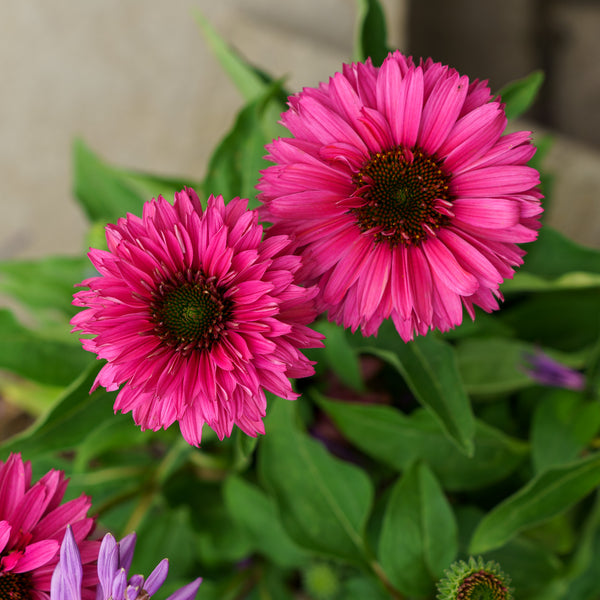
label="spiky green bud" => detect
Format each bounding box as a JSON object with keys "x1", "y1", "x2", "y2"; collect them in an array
[{"x1": 436, "y1": 556, "x2": 513, "y2": 600}]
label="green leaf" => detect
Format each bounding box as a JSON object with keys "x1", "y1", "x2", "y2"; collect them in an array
[
  {"x1": 470, "y1": 452, "x2": 600, "y2": 554},
  {"x1": 0, "y1": 309, "x2": 93, "y2": 386},
  {"x1": 354, "y1": 0, "x2": 389, "y2": 66},
  {"x1": 0, "y1": 362, "x2": 116, "y2": 457},
  {"x1": 73, "y1": 139, "x2": 198, "y2": 224},
  {"x1": 259, "y1": 399, "x2": 373, "y2": 565},
  {"x1": 497, "y1": 70, "x2": 544, "y2": 120},
  {"x1": 0, "y1": 255, "x2": 90, "y2": 325},
  {"x1": 359, "y1": 329, "x2": 475, "y2": 455},
  {"x1": 224, "y1": 476, "x2": 309, "y2": 568},
  {"x1": 194, "y1": 10, "x2": 271, "y2": 102},
  {"x1": 516, "y1": 226, "x2": 600, "y2": 282},
  {"x1": 203, "y1": 84, "x2": 287, "y2": 209},
  {"x1": 531, "y1": 389, "x2": 600, "y2": 473},
  {"x1": 316, "y1": 394, "x2": 528, "y2": 490},
  {"x1": 378, "y1": 463, "x2": 457, "y2": 598},
  {"x1": 131, "y1": 504, "x2": 196, "y2": 582},
  {"x1": 314, "y1": 320, "x2": 365, "y2": 391},
  {"x1": 455, "y1": 337, "x2": 534, "y2": 395}
]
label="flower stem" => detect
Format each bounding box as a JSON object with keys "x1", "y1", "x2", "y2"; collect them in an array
[{"x1": 370, "y1": 559, "x2": 405, "y2": 600}]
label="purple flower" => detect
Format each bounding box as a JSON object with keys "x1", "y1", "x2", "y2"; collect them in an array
[
  {"x1": 523, "y1": 350, "x2": 585, "y2": 390},
  {"x1": 51, "y1": 527, "x2": 201, "y2": 600}
]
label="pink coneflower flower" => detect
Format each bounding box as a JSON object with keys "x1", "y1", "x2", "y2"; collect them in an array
[
  {"x1": 258, "y1": 52, "x2": 543, "y2": 340},
  {"x1": 51, "y1": 527, "x2": 201, "y2": 600},
  {"x1": 0, "y1": 453, "x2": 97, "y2": 600},
  {"x1": 71, "y1": 188, "x2": 323, "y2": 446}
]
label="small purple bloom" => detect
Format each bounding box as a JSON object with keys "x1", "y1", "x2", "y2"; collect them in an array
[
  {"x1": 523, "y1": 350, "x2": 585, "y2": 390},
  {"x1": 51, "y1": 527, "x2": 202, "y2": 600}
]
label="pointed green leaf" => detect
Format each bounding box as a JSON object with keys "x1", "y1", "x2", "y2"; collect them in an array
[
  {"x1": 354, "y1": 0, "x2": 389, "y2": 66},
  {"x1": 194, "y1": 10, "x2": 271, "y2": 102},
  {"x1": 0, "y1": 362, "x2": 116, "y2": 457},
  {"x1": 531, "y1": 389, "x2": 600, "y2": 473},
  {"x1": 203, "y1": 84, "x2": 286, "y2": 209},
  {"x1": 0, "y1": 309, "x2": 93, "y2": 386},
  {"x1": 224, "y1": 476, "x2": 309, "y2": 568},
  {"x1": 316, "y1": 394, "x2": 527, "y2": 491},
  {"x1": 470, "y1": 452, "x2": 600, "y2": 554},
  {"x1": 497, "y1": 70, "x2": 544, "y2": 120},
  {"x1": 360, "y1": 329, "x2": 475, "y2": 455},
  {"x1": 73, "y1": 139, "x2": 198, "y2": 224},
  {"x1": 0, "y1": 255, "x2": 90, "y2": 324},
  {"x1": 378, "y1": 463, "x2": 457, "y2": 597},
  {"x1": 259, "y1": 400, "x2": 373, "y2": 564}
]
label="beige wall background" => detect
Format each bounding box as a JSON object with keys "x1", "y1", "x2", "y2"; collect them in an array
[{"x1": 0, "y1": 0, "x2": 598, "y2": 262}]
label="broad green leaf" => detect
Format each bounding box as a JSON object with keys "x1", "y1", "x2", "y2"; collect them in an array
[
  {"x1": 454, "y1": 337, "x2": 586, "y2": 396},
  {"x1": 316, "y1": 394, "x2": 527, "y2": 490},
  {"x1": 224, "y1": 476, "x2": 309, "y2": 568},
  {"x1": 0, "y1": 255, "x2": 90, "y2": 325},
  {"x1": 498, "y1": 70, "x2": 544, "y2": 120},
  {"x1": 314, "y1": 320, "x2": 365, "y2": 391},
  {"x1": 455, "y1": 337, "x2": 535, "y2": 395},
  {"x1": 165, "y1": 473, "x2": 253, "y2": 567},
  {"x1": 0, "y1": 362, "x2": 116, "y2": 457},
  {"x1": 203, "y1": 84, "x2": 287, "y2": 209},
  {"x1": 498, "y1": 289, "x2": 600, "y2": 353},
  {"x1": 194, "y1": 10, "x2": 271, "y2": 102},
  {"x1": 259, "y1": 400, "x2": 373, "y2": 565},
  {"x1": 73, "y1": 139, "x2": 198, "y2": 224},
  {"x1": 0, "y1": 309, "x2": 93, "y2": 386},
  {"x1": 378, "y1": 463, "x2": 457, "y2": 598},
  {"x1": 359, "y1": 328, "x2": 475, "y2": 455},
  {"x1": 517, "y1": 226, "x2": 600, "y2": 281},
  {"x1": 531, "y1": 389, "x2": 600, "y2": 473},
  {"x1": 470, "y1": 452, "x2": 600, "y2": 553},
  {"x1": 130, "y1": 505, "x2": 196, "y2": 581},
  {"x1": 341, "y1": 576, "x2": 389, "y2": 600},
  {"x1": 502, "y1": 270, "x2": 600, "y2": 294},
  {"x1": 563, "y1": 492, "x2": 600, "y2": 600},
  {"x1": 354, "y1": 0, "x2": 389, "y2": 66},
  {"x1": 485, "y1": 536, "x2": 564, "y2": 599}
]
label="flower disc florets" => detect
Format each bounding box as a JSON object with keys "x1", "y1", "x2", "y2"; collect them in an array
[
  {"x1": 436, "y1": 556, "x2": 513, "y2": 600},
  {"x1": 71, "y1": 188, "x2": 324, "y2": 445}
]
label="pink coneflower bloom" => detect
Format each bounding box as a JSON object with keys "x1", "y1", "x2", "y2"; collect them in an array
[
  {"x1": 257, "y1": 52, "x2": 543, "y2": 340},
  {"x1": 51, "y1": 527, "x2": 201, "y2": 600},
  {"x1": 71, "y1": 188, "x2": 323, "y2": 446},
  {"x1": 0, "y1": 453, "x2": 97, "y2": 600}
]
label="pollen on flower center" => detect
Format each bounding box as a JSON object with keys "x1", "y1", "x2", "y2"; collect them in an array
[
  {"x1": 350, "y1": 146, "x2": 453, "y2": 246},
  {"x1": 0, "y1": 571, "x2": 33, "y2": 600},
  {"x1": 151, "y1": 274, "x2": 231, "y2": 354}
]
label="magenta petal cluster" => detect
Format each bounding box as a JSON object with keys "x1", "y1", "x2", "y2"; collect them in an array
[
  {"x1": 51, "y1": 527, "x2": 201, "y2": 600},
  {"x1": 71, "y1": 188, "x2": 323, "y2": 445},
  {"x1": 258, "y1": 51, "x2": 543, "y2": 340},
  {"x1": 0, "y1": 453, "x2": 97, "y2": 600}
]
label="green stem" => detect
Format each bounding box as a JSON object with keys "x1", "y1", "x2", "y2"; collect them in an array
[{"x1": 370, "y1": 559, "x2": 405, "y2": 600}]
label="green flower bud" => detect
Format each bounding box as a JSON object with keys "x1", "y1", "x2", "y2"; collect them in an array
[{"x1": 436, "y1": 556, "x2": 513, "y2": 600}]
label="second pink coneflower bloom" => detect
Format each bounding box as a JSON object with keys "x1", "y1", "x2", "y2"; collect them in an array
[
  {"x1": 258, "y1": 52, "x2": 543, "y2": 340},
  {"x1": 71, "y1": 189, "x2": 323, "y2": 446}
]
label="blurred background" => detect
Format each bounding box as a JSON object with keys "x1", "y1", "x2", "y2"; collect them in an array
[{"x1": 1, "y1": 0, "x2": 599, "y2": 261}]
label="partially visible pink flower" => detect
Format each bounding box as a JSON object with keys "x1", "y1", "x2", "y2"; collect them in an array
[
  {"x1": 258, "y1": 51, "x2": 543, "y2": 340},
  {"x1": 0, "y1": 453, "x2": 98, "y2": 600},
  {"x1": 71, "y1": 188, "x2": 323, "y2": 446}
]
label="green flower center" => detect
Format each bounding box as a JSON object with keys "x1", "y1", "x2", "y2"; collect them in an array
[
  {"x1": 457, "y1": 570, "x2": 509, "y2": 600},
  {"x1": 0, "y1": 571, "x2": 33, "y2": 600},
  {"x1": 151, "y1": 275, "x2": 231, "y2": 354},
  {"x1": 351, "y1": 146, "x2": 452, "y2": 247}
]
